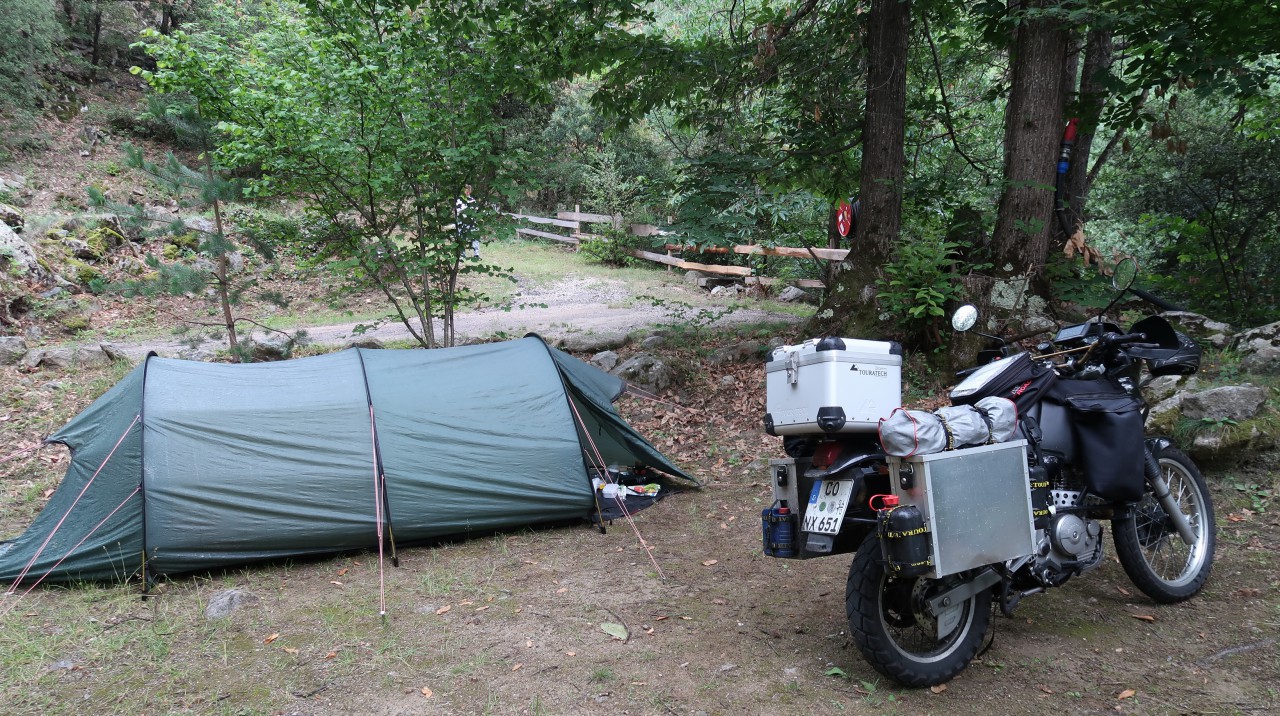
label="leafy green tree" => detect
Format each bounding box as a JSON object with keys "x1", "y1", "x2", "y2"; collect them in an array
[
  {"x1": 1100, "y1": 96, "x2": 1280, "y2": 326},
  {"x1": 89, "y1": 144, "x2": 297, "y2": 361},
  {"x1": 135, "y1": 0, "x2": 646, "y2": 347}
]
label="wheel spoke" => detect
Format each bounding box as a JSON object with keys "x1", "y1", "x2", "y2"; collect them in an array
[
  {"x1": 1139, "y1": 460, "x2": 1206, "y2": 582},
  {"x1": 1112, "y1": 447, "x2": 1215, "y2": 604}
]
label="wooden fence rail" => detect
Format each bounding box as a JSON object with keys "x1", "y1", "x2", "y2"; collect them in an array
[{"x1": 509, "y1": 209, "x2": 835, "y2": 289}]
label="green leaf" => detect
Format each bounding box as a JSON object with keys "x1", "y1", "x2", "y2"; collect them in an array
[{"x1": 600, "y1": 622, "x2": 628, "y2": 641}]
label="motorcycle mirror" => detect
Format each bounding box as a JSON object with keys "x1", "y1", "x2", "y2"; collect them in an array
[
  {"x1": 1111, "y1": 256, "x2": 1139, "y2": 291},
  {"x1": 951, "y1": 304, "x2": 979, "y2": 332}
]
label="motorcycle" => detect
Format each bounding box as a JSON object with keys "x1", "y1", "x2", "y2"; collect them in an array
[{"x1": 760, "y1": 260, "x2": 1216, "y2": 687}]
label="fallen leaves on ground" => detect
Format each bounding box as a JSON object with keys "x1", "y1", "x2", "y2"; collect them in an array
[
  {"x1": 263, "y1": 633, "x2": 280, "y2": 644},
  {"x1": 1118, "y1": 688, "x2": 1136, "y2": 700}
]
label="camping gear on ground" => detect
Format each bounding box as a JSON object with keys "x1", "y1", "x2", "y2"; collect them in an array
[
  {"x1": 877, "y1": 396, "x2": 1019, "y2": 457},
  {"x1": 0, "y1": 336, "x2": 692, "y2": 586},
  {"x1": 763, "y1": 336, "x2": 902, "y2": 436}
]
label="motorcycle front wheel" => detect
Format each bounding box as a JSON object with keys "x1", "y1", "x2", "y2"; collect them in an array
[
  {"x1": 844, "y1": 534, "x2": 991, "y2": 687},
  {"x1": 1112, "y1": 445, "x2": 1216, "y2": 603}
]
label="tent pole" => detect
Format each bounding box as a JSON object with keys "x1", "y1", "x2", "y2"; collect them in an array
[{"x1": 383, "y1": 476, "x2": 399, "y2": 568}]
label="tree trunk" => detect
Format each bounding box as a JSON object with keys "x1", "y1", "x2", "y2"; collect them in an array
[
  {"x1": 1064, "y1": 28, "x2": 1114, "y2": 231},
  {"x1": 91, "y1": 10, "x2": 103, "y2": 73},
  {"x1": 210, "y1": 196, "x2": 241, "y2": 361},
  {"x1": 809, "y1": 0, "x2": 910, "y2": 335},
  {"x1": 991, "y1": 0, "x2": 1068, "y2": 290},
  {"x1": 160, "y1": 2, "x2": 176, "y2": 36}
]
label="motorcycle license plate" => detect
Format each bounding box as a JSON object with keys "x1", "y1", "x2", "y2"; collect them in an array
[{"x1": 802, "y1": 479, "x2": 855, "y2": 535}]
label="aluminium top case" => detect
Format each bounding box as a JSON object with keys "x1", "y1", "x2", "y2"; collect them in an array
[{"x1": 764, "y1": 336, "x2": 903, "y2": 436}]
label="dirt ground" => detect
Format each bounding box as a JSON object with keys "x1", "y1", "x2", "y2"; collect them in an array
[{"x1": 2, "y1": 329, "x2": 1277, "y2": 716}]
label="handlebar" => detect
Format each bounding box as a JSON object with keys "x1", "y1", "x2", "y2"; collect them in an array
[{"x1": 1100, "y1": 331, "x2": 1149, "y2": 347}]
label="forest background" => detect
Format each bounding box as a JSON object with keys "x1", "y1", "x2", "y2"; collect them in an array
[{"x1": 2, "y1": 0, "x2": 1279, "y2": 350}]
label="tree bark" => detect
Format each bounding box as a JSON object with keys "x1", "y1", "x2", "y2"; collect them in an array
[
  {"x1": 809, "y1": 0, "x2": 910, "y2": 334},
  {"x1": 991, "y1": 0, "x2": 1068, "y2": 288},
  {"x1": 1064, "y1": 28, "x2": 1114, "y2": 231}
]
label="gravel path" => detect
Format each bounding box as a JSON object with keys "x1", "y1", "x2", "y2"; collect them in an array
[{"x1": 115, "y1": 276, "x2": 802, "y2": 359}]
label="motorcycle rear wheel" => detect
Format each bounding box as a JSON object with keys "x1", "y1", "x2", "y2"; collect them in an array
[
  {"x1": 845, "y1": 534, "x2": 991, "y2": 687},
  {"x1": 1112, "y1": 445, "x2": 1215, "y2": 603}
]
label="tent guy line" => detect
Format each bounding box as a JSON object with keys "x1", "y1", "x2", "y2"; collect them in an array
[
  {"x1": 368, "y1": 403, "x2": 387, "y2": 617},
  {"x1": 2, "y1": 486, "x2": 141, "y2": 617},
  {"x1": 567, "y1": 394, "x2": 666, "y2": 581},
  {"x1": 5, "y1": 414, "x2": 141, "y2": 599}
]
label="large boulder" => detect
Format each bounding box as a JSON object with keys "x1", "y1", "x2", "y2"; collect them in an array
[
  {"x1": 1190, "y1": 425, "x2": 1277, "y2": 461},
  {"x1": 1180, "y1": 384, "x2": 1269, "y2": 423},
  {"x1": 183, "y1": 216, "x2": 217, "y2": 235},
  {"x1": 21, "y1": 346, "x2": 114, "y2": 371},
  {"x1": 0, "y1": 174, "x2": 26, "y2": 193},
  {"x1": 777, "y1": 286, "x2": 813, "y2": 304},
  {"x1": 0, "y1": 203, "x2": 22, "y2": 229},
  {"x1": 709, "y1": 340, "x2": 765, "y2": 365},
  {"x1": 247, "y1": 332, "x2": 296, "y2": 362},
  {"x1": 1146, "y1": 382, "x2": 1275, "y2": 463},
  {"x1": 590, "y1": 350, "x2": 619, "y2": 372},
  {"x1": 0, "y1": 336, "x2": 28, "y2": 365},
  {"x1": 1233, "y1": 320, "x2": 1280, "y2": 375},
  {"x1": 554, "y1": 330, "x2": 629, "y2": 354},
  {"x1": 1160, "y1": 311, "x2": 1233, "y2": 349},
  {"x1": 612, "y1": 353, "x2": 674, "y2": 393},
  {"x1": 1, "y1": 221, "x2": 46, "y2": 281}
]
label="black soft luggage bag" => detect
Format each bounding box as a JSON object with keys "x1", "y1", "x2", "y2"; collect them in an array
[
  {"x1": 1050, "y1": 379, "x2": 1145, "y2": 502},
  {"x1": 951, "y1": 352, "x2": 1058, "y2": 413}
]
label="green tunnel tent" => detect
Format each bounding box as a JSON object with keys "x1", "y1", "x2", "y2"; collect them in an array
[{"x1": 0, "y1": 336, "x2": 694, "y2": 586}]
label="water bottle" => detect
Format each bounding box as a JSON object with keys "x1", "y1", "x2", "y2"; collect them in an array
[
  {"x1": 760, "y1": 502, "x2": 796, "y2": 558},
  {"x1": 875, "y1": 495, "x2": 930, "y2": 575},
  {"x1": 772, "y1": 505, "x2": 795, "y2": 558}
]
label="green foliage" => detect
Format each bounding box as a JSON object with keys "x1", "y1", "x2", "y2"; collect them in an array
[
  {"x1": 1228, "y1": 478, "x2": 1272, "y2": 513},
  {"x1": 0, "y1": 0, "x2": 61, "y2": 109},
  {"x1": 579, "y1": 227, "x2": 646, "y2": 268},
  {"x1": 1043, "y1": 252, "x2": 1117, "y2": 310},
  {"x1": 1097, "y1": 94, "x2": 1280, "y2": 326},
  {"x1": 132, "y1": 0, "x2": 630, "y2": 347},
  {"x1": 637, "y1": 293, "x2": 739, "y2": 341},
  {"x1": 525, "y1": 82, "x2": 675, "y2": 215},
  {"x1": 88, "y1": 142, "x2": 294, "y2": 361},
  {"x1": 877, "y1": 239, "x2": 966, "y2": 335}
]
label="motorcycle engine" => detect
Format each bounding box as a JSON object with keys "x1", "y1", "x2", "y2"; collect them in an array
[
  {"x1": 1032, "y1": 510, "x2": 1104, "y2": 586},
  {"x1": 1028, "y1": 463, "x2": 1105, "y2": 586}
]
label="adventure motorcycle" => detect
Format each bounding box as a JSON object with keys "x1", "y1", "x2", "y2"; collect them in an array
[{"x1": 759, "y1": 261, "x2": 1215, "y2": 687}]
